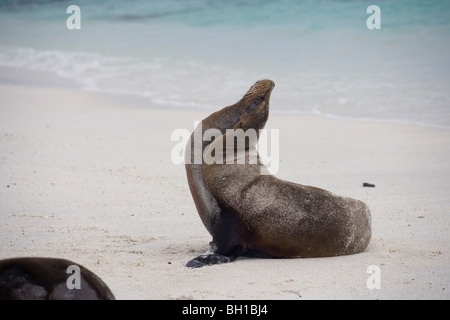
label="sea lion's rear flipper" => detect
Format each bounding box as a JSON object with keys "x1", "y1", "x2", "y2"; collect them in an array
[{"x1": 186, "y1": 254, "x2": 232, "y2": 268}]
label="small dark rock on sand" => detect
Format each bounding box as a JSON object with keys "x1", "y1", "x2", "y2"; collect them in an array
[{"x1": 363, "y1": 182, "x2": 375, "y2": 188}]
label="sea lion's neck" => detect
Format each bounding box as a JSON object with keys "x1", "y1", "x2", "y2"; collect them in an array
[{"x1": 185, "y1": 79, "x2": 275, "y2": 235}]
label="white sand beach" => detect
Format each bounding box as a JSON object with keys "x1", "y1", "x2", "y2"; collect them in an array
[{"x1": 0, "y1": 68, "x2": 449, "y2": 300}]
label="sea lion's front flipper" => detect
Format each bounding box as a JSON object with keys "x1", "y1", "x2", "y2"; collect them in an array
[
  {"x1": 186, "y1": 205, "x2": 246, "y2": 268},
  {"x1": 186, "y1": 254, "x2": 232, "y2": 268}
]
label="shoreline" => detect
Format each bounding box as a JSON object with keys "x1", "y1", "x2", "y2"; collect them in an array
[
  {"x1": 1, "y1": 67, "x2": 449, "y2": 299},
  {"x1": 1, "y1": 66, "x2": 449, "y2": 131}
]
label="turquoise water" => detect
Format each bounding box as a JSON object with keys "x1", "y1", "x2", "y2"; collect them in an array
[{"x1": 1, "y1": 0, "x2": 450, "y2": 127}]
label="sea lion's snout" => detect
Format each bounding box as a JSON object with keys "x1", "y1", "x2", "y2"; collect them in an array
[
  {"x1": 243, "y1": 79, "x2": 275, "y2": 101},
  {"x1": 251, "y1": 79, "x2": 275, "y2": 96},
  {"x1": 256, "y1": 79, "x2": 275, "y2": 88}
]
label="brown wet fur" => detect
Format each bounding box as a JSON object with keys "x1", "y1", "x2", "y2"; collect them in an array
[{"x1": 185, "y1": 79, "x2": 371, "y2": 266}]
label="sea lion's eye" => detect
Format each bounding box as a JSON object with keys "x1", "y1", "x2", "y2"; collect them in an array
[
  {"x1": 245, "y1": 95, "x2": 265, "y2": 113},
  {"x1": 245, "y1": 100, "x2": 260, "y2": 113}
]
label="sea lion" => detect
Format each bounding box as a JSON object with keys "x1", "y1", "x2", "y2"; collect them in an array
[
  {"x1": 185, "y1": 79, "x2": 371, "y2": 267},
  {"x1": 0, "y1": 257, "x2": 115, "y2": 300}
]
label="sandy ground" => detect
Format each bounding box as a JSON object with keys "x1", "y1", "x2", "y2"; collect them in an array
[{"x1": 0, "y1": 68, "x2": 449, "y2": 300}]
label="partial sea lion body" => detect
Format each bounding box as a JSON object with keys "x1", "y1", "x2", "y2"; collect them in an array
[
  {"x1": 205, "y1": 159, "x2": 371, "y2": 258},
  {"x1": 185, "y1": 80, "x2": 273, "y2": 236},
  {"x1": 185, "y1": 79, "x2": 371, "y2": 267},
  {"x1": 0, "y1": 257, "x2": 115, "y2": 300}
]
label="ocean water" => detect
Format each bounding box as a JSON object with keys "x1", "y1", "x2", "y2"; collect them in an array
[{"x1": 0, "y1": 0, "x2": 449, "y2": 127}]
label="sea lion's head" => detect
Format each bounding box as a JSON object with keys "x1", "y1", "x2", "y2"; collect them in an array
[{"x1": 235, "y1": 79, "x2": 275, "y2": 132}]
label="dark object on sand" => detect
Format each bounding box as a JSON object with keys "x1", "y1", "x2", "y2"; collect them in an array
[
  {"x1": 0, "y1": 257, "x2": 115, "y2": 300},
  {"x1": 363, "y1": 183, "x2": 375, "y2": 188}
]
